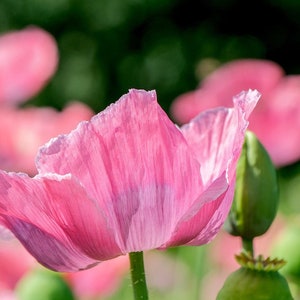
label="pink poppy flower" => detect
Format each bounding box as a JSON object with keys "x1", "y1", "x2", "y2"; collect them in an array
[
  {"x1": 0, "y1": 102, "x2": 94, "y2": 175},
  {"x1": 170, "y1": 59, "x2": 300, "y2": 166},
  {"x1": 0, "y1": 88, "x2": 259, "y2": 272},
  {"x1": 0, "y1": 26, "x2": 58, "y2": 105}
]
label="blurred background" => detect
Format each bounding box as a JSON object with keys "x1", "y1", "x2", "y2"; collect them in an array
[
  {"x1": 2, "y1": 0, "x2": 300, "y2": 299},
  {"x1": 1, "y1": 0, "x2": 300, "y2": 113}
]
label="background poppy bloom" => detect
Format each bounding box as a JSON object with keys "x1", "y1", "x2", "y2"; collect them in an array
[
  {"x1": 0, "y1": 26, "x2": 93, "y2": 174},
  {"x1": 170, "y1": 59, "x2": 300, "y2": 166},
  {"x1": 0, "y1": 27, "x2": 58, "y2": 105}
]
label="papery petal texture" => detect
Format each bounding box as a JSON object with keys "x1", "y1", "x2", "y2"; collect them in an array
[
  {"x1": 0, "y1": 89, "x2": 258, "y2": 272},
  {"x1": 0, "y1": 26, "x2": 58, "y2": 105},
  {"x1": 0, "y1": 172, "x2": 121, "y2": 271},
  {"x1": 170, "y1": 59, "x2": 300, "y2": 166},
  {"x1": 36, "y1": 89, "x2": 204, "y2": 253},
  {"x1": 162, "y1": 90, "x2": 260, "y2": 247}
]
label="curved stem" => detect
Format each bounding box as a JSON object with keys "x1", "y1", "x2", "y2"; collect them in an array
[
  {"x1": 242, "y1": 238, "x2": 254, "y2": 256},
  {"x1": 129, "y1": 252, "x2": 149, "y2": 300}
]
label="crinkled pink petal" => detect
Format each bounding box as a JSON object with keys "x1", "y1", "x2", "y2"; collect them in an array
[
  {"x1": 162, "y1": 90, "x2": 260, "y2": 247},
  {"x1": 0, "y1": 26, "x2": 58, "y2": 105},
  {"x1": 36, "y1": 89, "x2": 204, "y2": 253},
  {"x1": 161, "y1": 176, "x2": 230, "y2": 247},
  {"x1": 165, "y1": 181, "x2": 235, "y2": 247},
  {"x1": 0, "y1": 171, "x2": 122, "y2": 272},
  {"x1": 0, "y1": 89, "x2": 258, "y2": 271},
  {"x1": 0, "y1": 102, "x2": 93, "y2": 174},
  {"x1": 182, "y1": 90, "x2": 260, "y2": 184}
]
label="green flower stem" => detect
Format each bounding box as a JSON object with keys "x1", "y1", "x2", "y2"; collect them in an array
[
  {"x1": 242, "y1": 238, "x2": 254, "y2": 256},
  {"x1": 129, "y1": 252, "x2": 149, "y2": 300}
]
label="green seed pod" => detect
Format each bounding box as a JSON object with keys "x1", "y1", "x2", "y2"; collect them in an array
[
  {"x1": 216, "y1": 266, "x2": 293, "y2": 300},
  {"x1": 225, "y1": 131, "x2": 279, "y2": 240},
  {"x1": 16, "y1": 268, "x2": 75, "y2": 300},
  {"x1": 217, "y1": 252, "x2": 293, "y2": 300}
]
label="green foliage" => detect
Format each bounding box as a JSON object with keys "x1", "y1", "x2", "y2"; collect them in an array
[{"x1": 16, "y1": 268, "x2": 75, "y2": 300}]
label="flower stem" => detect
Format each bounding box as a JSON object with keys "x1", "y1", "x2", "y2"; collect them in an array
[
  {"x1": 129, "y1": 252, "x2": 149, "y2": 300},
  {"x1": 242, "y1": 238, "x2": 254, "y2": 256}
]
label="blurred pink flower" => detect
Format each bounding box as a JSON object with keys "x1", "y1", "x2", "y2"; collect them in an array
[
  {"x1": 0, "y1": 26, "x2": 58, "y2": 105},
  {"x1": 0, "y1": 239, "x2": 35, "y2": 300},
  {"x1": 66, "y1": 256, "x2": 129, "y2": 298},
  {"x1": 170, "y1": 59, "x2": 300, "y2": 166},
  {"x1": 0, "y1": 88, "x2": 259, "y2": 272},
  {"x1": 0, "y1": 102, "x2": 94, "y2": 175},
  {"x1": 0, "y1": 240, "x2": 35, "y2": 291},
  {"x1": 0, "y1": 238, "x2": 128, "y2": 300}
]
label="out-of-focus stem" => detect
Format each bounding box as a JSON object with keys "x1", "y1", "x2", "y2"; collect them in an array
[{"x1": 242, "y1": 238, "x2": 254, "y2": 256}]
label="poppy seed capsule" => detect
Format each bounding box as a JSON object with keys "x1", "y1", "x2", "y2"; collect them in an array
[
  {"x1": 216, "y1": 266, "x2": 293, "y2": 300},
  {"x1": 217, "y1": 252, "x2": 293, "y2": 299},
  {"x1": 225, "y1": 131, "x2": 279, "y2": 240}
]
